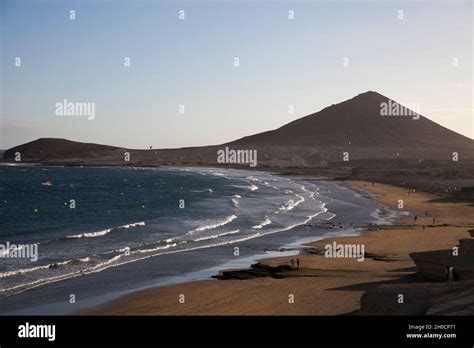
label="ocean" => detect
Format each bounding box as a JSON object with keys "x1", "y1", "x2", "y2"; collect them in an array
[{"x1": 0, "y1": 164, "x2": 392, "y2": 314}]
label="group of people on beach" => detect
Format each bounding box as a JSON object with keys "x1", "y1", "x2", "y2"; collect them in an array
[{"x1": 413, "y1": 210, "x2": 436, "y2": 232}]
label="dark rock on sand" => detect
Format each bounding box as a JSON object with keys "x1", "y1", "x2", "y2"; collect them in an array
[{"x1": 212, "y1": 263, "x2": 295, "y2": 280}]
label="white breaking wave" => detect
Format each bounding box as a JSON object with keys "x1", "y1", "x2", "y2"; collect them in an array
[
  {"x1": 188, "y1": 215, "x2": 238, "y2": 234},
  {"x1": 260, "y1": 202, "x2": 333, "y2": 239},
  {"x1": 295, "y1": 194, "x2": 305, "y2": 207},
  {"x1": 231, "y1": 194, "x2": 242, "y2": 207},
  {"x1": 193, "y1": 229, "x2": 240, "y2": 242},
  {"x1": 122, "y1": 222, "x2": 146, "y2": 228},
  {"x1": 66, "y1": 221, "x2": 146, "y2": 239},
  {"x1": 67, "y1": 228, "x2": 112, "y2": 239},
  {"x1": 279, "y1": 194, "x2": 304, "y2": 212},
  {"x1": 133, "y1": 243, "x2": 178, "y2": 254},
  {"x1": 0, "y1": 257, "x2": 88, "y2": 279},
  {"x1": 251, "y1": 217, "x2": 272, "y2": 229},
  {"x1": 232, "y1": 184, "x2": 258, "y2": 191}
]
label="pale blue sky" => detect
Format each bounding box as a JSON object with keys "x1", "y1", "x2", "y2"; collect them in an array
[{"x1": 1, "y1": 0, "x2": 472, "y2": 149}]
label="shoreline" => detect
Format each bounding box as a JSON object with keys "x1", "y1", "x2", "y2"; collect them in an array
[
  {"x1": 81, "y1": 181, "x2": 386, "y2": 315},
  {"x1": 71, "y1": 231, "x2": 354, "y2": 315},
  {"x1": 70, "y1": 179, "x2": 377, "y2": 315},
  {"x1": 84, "y1": 179, "x2": 474, "y2": 315}
]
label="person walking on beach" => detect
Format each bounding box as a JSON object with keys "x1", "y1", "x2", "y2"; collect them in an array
[
  {"x1": 444, "y1": 266, "x2": 456, "y2": 283},
  {"x1": 444, "y1": 267, "x2": 450, "y2": 280},
  {"x1": 447, "y1": 267, "x2": 454, "y2": 282},
  {"x1": 296, "y1": 258, "x2": 300, "y2": 270},
  {"x1": 414, "y1": 215, "x2": 418, "y2": 222}
]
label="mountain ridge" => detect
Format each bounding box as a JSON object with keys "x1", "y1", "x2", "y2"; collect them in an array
[
  {"x1": 3, "y1": 91, "x2": 473, "y2": 166},
  {"x1": 228, "y1": 91, "x2": 473, "y2": 148}
]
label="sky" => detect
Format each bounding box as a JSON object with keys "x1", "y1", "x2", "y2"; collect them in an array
[{"x1": 1, "y1": 0, "x2": 472, "y2": 149}]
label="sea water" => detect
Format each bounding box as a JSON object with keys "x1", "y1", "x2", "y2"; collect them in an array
[{"x1": 0, "y1": 165, "x2": 389, "y2": 314}]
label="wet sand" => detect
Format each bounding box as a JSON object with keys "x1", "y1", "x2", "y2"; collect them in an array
[{"x1": 88, "y1": 181, "x2": 473, "y2": 315}]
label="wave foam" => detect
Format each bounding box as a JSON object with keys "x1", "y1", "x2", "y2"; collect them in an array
[
  {"x1": 193, "y1": 229, "x2": 240, "y2": 242},
  {"x1": 252, "y1": 217, "x2": 272, "y2": 229},
  {"x1": 66, "y1": 221, "x2": 146, "y2": 239},
  {"x1": 188, "y1": 215, "x2": 238, "y2": 234}
]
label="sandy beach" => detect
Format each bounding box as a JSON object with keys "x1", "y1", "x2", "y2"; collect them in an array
[{"x1": 86, "y1": 180, "x2": 473, "y2": 315}]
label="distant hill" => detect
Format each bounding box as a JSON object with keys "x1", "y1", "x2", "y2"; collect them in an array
[
  {"x1": 2, "y1": 91, "x2": 473, "y2": 167},
  {"x1": 229, "y1": 91, "x2": 473, "y2": 149},
  {"x1": 3, "y1": 138, "x2": 121, "y2": 163}
]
